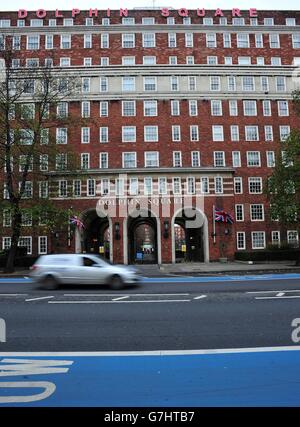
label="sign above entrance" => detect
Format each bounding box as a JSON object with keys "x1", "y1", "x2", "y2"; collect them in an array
[{"x1": 16, "y1": 8, "x2": 258, "y2": 19}]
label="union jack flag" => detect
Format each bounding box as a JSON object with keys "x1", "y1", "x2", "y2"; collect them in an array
[
  {"x1": 69, "y1": 216, "x2": 85, "y2": 229},
  {"x1": 214, "y1": 208, "x2": 234, "y2": 224}
]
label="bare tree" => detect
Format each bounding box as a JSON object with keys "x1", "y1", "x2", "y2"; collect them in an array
[{"x1": 0, "y1": 36, "x2": 81, "y2": 272}]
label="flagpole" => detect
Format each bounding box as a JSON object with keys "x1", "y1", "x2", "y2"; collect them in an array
[{"x1": 213, "y1": 205, "x2": 216, "y2": 244}]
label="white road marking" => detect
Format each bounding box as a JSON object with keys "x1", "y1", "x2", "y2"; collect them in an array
[
  {"x1": 255, "y1": 295, "x2": 300, "y2": 300},
  {"x1": 48, "y1": 299, "x2": 191, "y2": 304},
  {"x1": 63, "y1": 293, "x2": 190, "y2": 297},
  {"x1": 276, "y1": 292, "x2": 285, "y2": 297},
  {"x1": 112, "y1": 296, "x2": 129, "y2": 301},
  {"x1": 0, "y1": 294, "x2": 28, "y2": 297},
  {"x1": 1, "y1": 345, "x2": 300, "y2": 357},
  {"x1": 193, "y1": 295, "x2": 207, "y2": 300},
  {"x1": 25, "y1": 296, "x2": 54, "y2": 302},
  {"x1": 247, "y1": 289, "x2": 300, "y2": 294}
]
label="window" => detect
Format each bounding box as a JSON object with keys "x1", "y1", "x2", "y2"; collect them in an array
[
  {"x1": 280, "y1": 126, "x2": 290, "y2": 142},
  {"x1": 271, "y1": 57, "x2": 282, "y2": 66},
  {"x1": 263, "y1": 100, "x2": 271, "y2": 116},
  {"x1": 168, "y1": 33, "x2": 177, "y2": 48},
  {"x1": 123, "y1": 152, "x2": 136, "y2": 168},
  {"x1": 235, "y1": 204, "x2": 244, "y2": 221},
  {"x1": 99, "y1": 127, "x2": 109, "y2": 143},
  {"x1": 249, "y1": 177, "x2": 262, "y2": 193},
  {"x1": 2, "y1": 237, "x2": 11, "y2": 250},
  {"x1": 63, "y1": 18, "x2": 73, "y2": 26},
  {"x1": 173, "y1": 177, "x2": 181, "y2": 194},
  {"x1": 38, "y1": 236, "x2": 47, "y2": 255},
  {"x1": 81, "y1": 32, "x2": 91, "y2": 48},
  {"x1": 101, "y1": 58, "x2": 109, "y2": 67},
  {"x1": 247, "y1": 151, "x2": 261, "y2": 167},
  {"x1": 56, "y1": 153, "x2": 67, "y2": 170},
  {"x1": 56, "y1": 128, "x2": 67, "y2": 144},
  {"x1": 201, "y1": 177, "x2": 209, "y2": 194},
  {"x1": 189, "y1": 100, "x2": 198, "y2": 116},
  {"x1": 144, "y1": 77, "x2": 157, "y2": 91},
  {"x1": 264, "y1": 126, "x2": 273, "y2": 141},
  {"x1": 278, "y1": 100, "x2": 289, "y2": 116},
  {"x1": 169, "y1": 56, "x2": 177, "y2": 65},
  {"x1": 158, "y1": 177, "x2": 167, "y2": 195},
  {"x1": 191, "y1": 151, "x2": 200, "y2": 167},
  {"x1": 145, "y1": 152, "x2": 159, "y2": 167},
  {"x1": 122, "y1": 34, "x2": 135, "y2": 48},
  {"x1": 60, "y1": 57, "x2": 70, "y2": 67},
  {"x1": 122, "y1": 76, "x2": 135, "y2": 92},
  {"x1": 122, "y1": 17, "x2": 135, "y2": 25},
  {"x1": 144, "y1": 126, "x2": 158, "y2": 142},
  {"x1": 143, "y1": 56, "x2": 156, "y2": 65},
  {"x1": 229, "y1": 100, "x2": 238, "y2": 116},
  {"x1": 234, "y1": 177, "x2": 243, "y2": 194},
  {"x1": 122, "y1": 100, "x2": 136, "y2": 116},
  {"x1": 242, "y1": 76, "x2": 255, "y2": 91},
  {"x1": 99, "y1": 153, "x2": 108, "y2": 169},
  {"x1": 170, "y1": 76, "x2": 179, "y2": 91},
  {"x1": 190, "y1": 126, "x2": 199, "y2": 141},
  {"x1": 269, "y1": 34, "x2": 280, "y2": 48},
  {"x1": 20, "y1": 129, "x2": 34, "y2": 145},
  {"x1": 238, "y1": 57, "x2": 251, "y2": 65},
  {"x1": 232, "y1": 17, "x2": 245, "y2": 25},
  {"x1": 237, "y1": 33, "x2": 249, "y2": 48},
  {"x1": 144, "y1": 177, "x2": 153, "y2": 195},
  {"x1": 185, "y1": 33, "x2": 193, "y2": 47},
  {"x1": 21, "y1": 211, "x2": 32, "y2": 227},
  {"x1": 87, "y1": 179, "x2": 96, "y2": 197},
  {"x1": 18, "y1": 237, "x2": 32, "y2": 255},
  {"x1": 129, "y1": 178, "x2": 138, "y2": 196},
  {"x1": 203, "y1": 17, "x2": 213, "y2": 25},
  {"x1": 276, "y1": 76, "x2": 286, "y2": 92},
  {"x1": 40, "y1": 154, "x2": 48, "y2": 171},
  {"x1": 264, "y1": 18, "x2": 274, "y2": 26},
  {"x1": 211, "y1": 100, "x2": 222, "y2": 116},
  {"x1": 186, "y1": 56, "x2": 194, "y2": 65},
  {"x1": 245, "y1": 126, "x2": 259, "y2": 142},
  {"x1": 21, "y1": 103, "x2": 35, "y2": 120},
  {"x1": 102, "y1": 18, "x2": 110, "y2": 25},
  {"x1": 243, "y1": 100, "x2": 257, "y2": 116},
  {"x1": 173, "y1": 152, "x2": 182, "y2": 167},
  {"x1": 171, "y1": 100, "x2": 180, "y2": 116},
  {"x1": 232, "y1": 151, "x2": 241, "y2": 167},
  {"x1": 287, "y1": 231, "x2": 299, "y2": 247},
  {"x1": 212, "y1": 126, "x2": 224, "y2": 142},
  {"x1": 271, "y1": 231, "x2": 280, "y2": 247},
  {"x1": 228, "y1": 76, "x2": 236, "y2": 92},
  {"x1": 292, "y1": 34, "x2": 300, "y2": 49},
  {"x1": 251, "y1": 204, "x2": 264, "y2": 221},
  {"x1": 101, "y1": 179, "x2": 110, "y2": 195},
  {"x1": 101, "y1": 33, "x2": 109, "y2": 48},
  {"x1": 100, "y1": 77, "x2": 108, "y2": 92},
  {"x1": 207, "y1": 56, "x2": 218, "y2": 65},
  {"x1": 252, "y1": 232, "x2": 266, "y2": 249},
  {"x1": 61, "y1": 35, "x2": 71, "y2": 49},
  {"x1": 215, "y1": 177, "x2": 223, "y2": 193},
  {"x1": 13, "y1": 36, "x2": 21, "y2": 50},
  {"x1": 231, "y1": 125, "x2": 239, "y2": 142},
  {"x1": 223, "y1": 33, "x2": 231, "y2": 48},
  {"x1": 143, "y1": 33, "x2": 155, "y2": 48},
  {"x1": 210, "y1": 76, "x2": 221, "y2": 91},
  {"x1": 214, "y1": 151, "x2": 225, "y2": 167},
  {"x1": 81, "y1": 153, "x2": 90, "y2": 170},
  {"x1": 206, "y1": 33, "x2": 217, "y2": 48},
  {"x1": 188, "y1": 76, "x2": 197, "y2": 91},
  {"x1": 255, "y1": 34, "x2": 264, "y2": 48},
  {"x1": 142, "y1": 17, "x2": 155, "y2": 25},
  {"x1": 21, "y1": 182, "x2": 33, "y2": 199},
  {"x1": 81, "y1": 127, "x2": 90, "y2": 144},
  {"x1": 122, "y1": 126, "x2": 136, "y2": 142},
  {"x1": 187, "y1": 177, "x2": 195, "y2": 194},
  {"x1": 27, "y1": 35, "x2": 39, "y2": 50},
  {"x1": 82, "y1": 101, "x2": 90, "y2": 118},
  {"x1": 82, "y1": 77, "x2": 90, "y2": 93},
  {"x1": 286, "y1": 18, "x2": 296, "y2": 26},
  {"x1": 86, "y1": 18, "x2": 93, "y2": 26},
  {"x1": 144, "y1": 100, "x2": 157, "y2": 116},
  {"x1": 172, "y1": 126, "x2": 181, "y2": 142},
  {"x1": 73, "y1": 180, "x2": 81, "y2": 197},
  {"x1": 267, "y1": 151, "x2": 275, "y2": 168},
  {"x1": 237, "y1": 232, "x2": 246, "y2": 250}
]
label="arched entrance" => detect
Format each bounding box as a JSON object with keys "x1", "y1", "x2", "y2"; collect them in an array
[
  {"x1": 172, "y1": 208, "x2": 209, "y2": 263},
  {"x1": 127, "y1": 214, "x2": 158, "y2": 264},
  {"x1": 76, "y1": 209, "x2": 112, "y2": 261}
]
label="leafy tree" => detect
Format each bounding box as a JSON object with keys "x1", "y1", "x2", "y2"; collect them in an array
[
  {"x1": 0, "y1": 37, "x2": 80, "y2": 272},
  {"x1": 268, "y1": 92, "x2": 300, "y2": 255}
]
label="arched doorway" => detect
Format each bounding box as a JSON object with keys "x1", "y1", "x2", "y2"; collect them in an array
[
  {"x1": 172, "y1": 208, "x2": 209, "y2": 263},
  {"x1": 127, "y1": 215, "x2": 158, "y2": 264},
  {"x1": 79, "y1": 209, "x2": 112, "y2": 261}
]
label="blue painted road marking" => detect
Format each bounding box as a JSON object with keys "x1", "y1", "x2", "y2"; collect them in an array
[
  {"x1": 1, "y1": 273, "x2": 300, "y2": 284},
  {"x1": 1, "y1": 347, "x2": 300, "y2": 406}
]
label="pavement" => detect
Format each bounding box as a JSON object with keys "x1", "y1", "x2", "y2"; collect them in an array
[{"x1": 1, "y1": 260, "x2": 300, "y2": 278}]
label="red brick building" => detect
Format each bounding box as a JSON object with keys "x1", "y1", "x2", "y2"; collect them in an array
[{"x1": 1, "y1": 8, "x2": 300, "y2": 264}]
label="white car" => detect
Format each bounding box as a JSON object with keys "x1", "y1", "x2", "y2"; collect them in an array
[{"x1": 30, "y1": 254, "x2": 141, "y2": 290}]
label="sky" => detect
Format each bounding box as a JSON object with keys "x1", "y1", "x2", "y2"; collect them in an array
[{"x1": 0, "y1": 0, "x2": 299, "y2": 11}]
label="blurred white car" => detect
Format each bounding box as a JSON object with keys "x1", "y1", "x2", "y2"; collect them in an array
[{"x1": 30, "y1": 254, "x2": 141, "y2": 290}]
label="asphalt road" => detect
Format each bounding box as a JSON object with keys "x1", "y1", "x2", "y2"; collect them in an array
[{"x1": 0, "y1": 276, "x2": 300, "y2": 351}]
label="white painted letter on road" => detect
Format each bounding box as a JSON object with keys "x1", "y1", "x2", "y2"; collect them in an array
[{"x1": 291, "y1": 318, "x2": 300, "y2": 343}]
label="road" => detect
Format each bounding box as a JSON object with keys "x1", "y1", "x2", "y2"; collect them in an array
[{"x1": 1, "y1": 274, "x2": 300, "y2": 406}]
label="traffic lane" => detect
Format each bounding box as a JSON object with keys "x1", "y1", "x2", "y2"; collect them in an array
[
  {"x1": 1, "y1": 277, "x2": 300, "y2": 295},
  {"x1": 0, "y1": 292, "x2": 299, "y2": 351}
]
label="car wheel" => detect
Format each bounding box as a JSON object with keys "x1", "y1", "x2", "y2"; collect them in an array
[
  {"x1": 110, "y1": 275, "x2": 124, "y2": 290},
  {"x1": 41, "y1": 275, "x2": 59, "y2": 290}
]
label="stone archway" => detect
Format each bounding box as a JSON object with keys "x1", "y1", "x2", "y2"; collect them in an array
[
  {"x1": 171, "y1": 207, "x2": 209, "y2": 263},
  {"x1": 75, "y1": 208, "x2": 113, "y2": 262}
]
